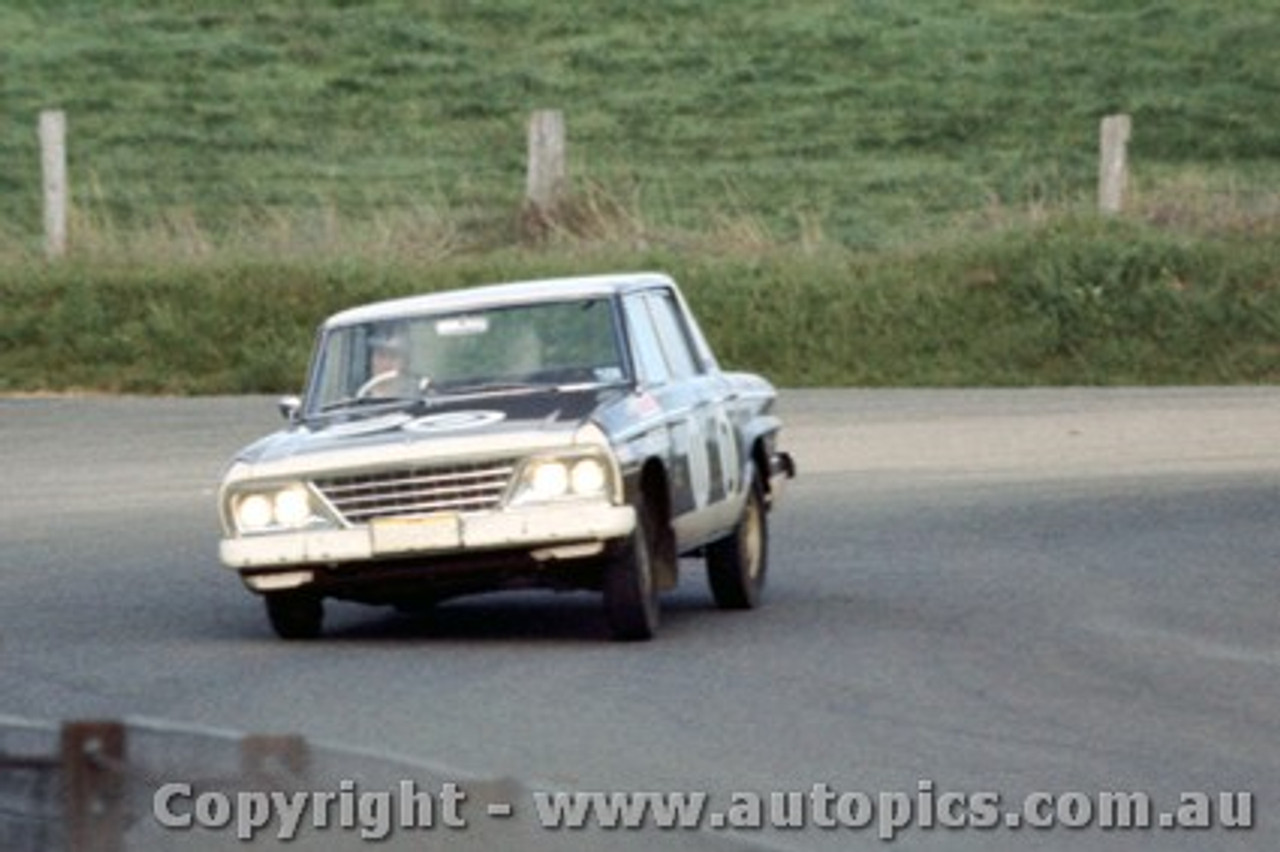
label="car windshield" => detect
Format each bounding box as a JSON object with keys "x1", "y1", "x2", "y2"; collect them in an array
[{"x1": 305, "y1": 297, "x2": 628, "y2": 416}]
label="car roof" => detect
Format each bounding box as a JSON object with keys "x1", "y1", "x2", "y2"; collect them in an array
[{"x1": 324, "y1": 272, "x2": 677, "y2": 328}]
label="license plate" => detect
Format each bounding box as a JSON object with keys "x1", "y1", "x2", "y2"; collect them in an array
[{"x1": 370, "y1": 513, "x2": 461, "y2": 553}]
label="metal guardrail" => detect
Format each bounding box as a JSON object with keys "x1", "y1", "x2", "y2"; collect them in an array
[
  {"x1": 0, "y1": 716, "x2": 65, "y2": 852},
  {"x1": 1, "y1": 716, "x2": 767, "y2": 852},
  {"x1": 1, "y1": 718, "x2": 335, "y2": 852}
]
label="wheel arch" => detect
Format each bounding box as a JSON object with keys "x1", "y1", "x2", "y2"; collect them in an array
[
  {"x1": 629, "y1": 457, "x2": 678, "y2": 590},
  {"x1": 741, "y1": 424, "x2": 778, "y2": 503}
]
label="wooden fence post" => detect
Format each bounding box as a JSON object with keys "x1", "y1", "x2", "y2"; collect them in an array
[
  {"x1": 62, "y1": 721, "x2": 125, "y2": 852},
  {"x1": 1098, "y1": 114, "x2": 1131, "y2": 215},
  {"x1": 39, "y1": 110, "x2": 69, "y2": 259},
  {"x1": 241, "y1": 733, "x2": 310, "y2": 782},
  {"x1": 523, "y1": 109, "x2": 566, "y2": 237}
]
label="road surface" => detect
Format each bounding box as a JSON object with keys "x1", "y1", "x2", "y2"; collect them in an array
[{"x1": 1, "y1": 388, "x2": 1277, "y2": 850}]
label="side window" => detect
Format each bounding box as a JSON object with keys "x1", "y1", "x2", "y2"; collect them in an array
[
  {"x1": 314, "y1": 325, "x2": 368, "y2": 402},
  {"x1": 644, "y1": 291, "x2": 701, "y2": 380},
  {"x1": 623, "y1": 294, "x2": 671, "y2": 385}
]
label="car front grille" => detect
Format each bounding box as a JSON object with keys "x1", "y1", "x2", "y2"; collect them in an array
[{"x1": 313, "y1": 458, "x2": 519, "y2": 524}]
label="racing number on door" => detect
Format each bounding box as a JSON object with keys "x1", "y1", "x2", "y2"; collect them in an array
[
  {"x1": 688, "y1": 405, "x2": 739, "y2": 509},
  {"x1": 687, "y1": 414, "x2": 711, "y2": 509},
  {"x1": 626, "y1": 287, "x2": 742, "y2": 511},
  {"x1": 712, "y1": 407, "x2": 739, "y2": 499}
]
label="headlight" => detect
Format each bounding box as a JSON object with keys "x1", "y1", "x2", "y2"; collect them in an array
[
  {"x1": 510, "y1": 451, "x2": 615, "y2": 506},
  {"x1": 230, "y1": 484, "x2": 323, "y2": 534},
  {"x1": 236, "y1": 494, "x2": 274, "y2": 531},
  {"x1": 569, "y1": 457, "x2": 607, "y2": 496},
  {"x1": 273, "y1": 485, "x2": 313, "y2": 528},
  {"x1": 529, "y1": 461, "x2": 570, "y2": 499}
]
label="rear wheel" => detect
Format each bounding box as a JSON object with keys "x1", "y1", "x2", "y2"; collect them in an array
[
  {"x1": 706, "y1": 475, "x2": 768, "y2": 610},
  {"x1": 604, "y1": 503, "x2": 661, "y2": 641},
  {"x1": 265, "y1": 591, "x2": 323, "y2": 640},
  {"x1": 393, "y1": 598, "x2": 439, "y2": 617}
]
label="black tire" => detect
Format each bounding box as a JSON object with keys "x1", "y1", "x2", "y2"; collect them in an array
[
  {"x1": 604, "y1": 502, "x2": 661, "y2": 641},
  {"x1": 393, "y1": 598, "x2": 439, "y2": 616},
  {"x1": 707, "y1": 476, "x2": 768, "y2": 610},
  {"x1": 265, "y1": 591, "x2": 324, "y2": 640}
]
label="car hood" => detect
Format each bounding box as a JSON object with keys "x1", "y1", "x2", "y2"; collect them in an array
[{"x1": 226, "y1": 387, "x2": 623, "y2": 481}]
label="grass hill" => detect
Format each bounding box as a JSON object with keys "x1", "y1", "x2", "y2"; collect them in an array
[
  {"x1": 3, "y1": 0, "x2": 1278, "y2": 250},
  {"x1": 1, "y1": 0, "x2": 1278, "y2": 391}
]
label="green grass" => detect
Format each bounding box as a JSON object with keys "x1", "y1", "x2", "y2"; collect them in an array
[
  {"x1": 1, "y1": 1, "x2": 1278, "y2": 391},
  {"x1": 4, "y1": 218, "x2": 1278, "y2": 393},
  {"x1": 4, "y1": 0, "x2": 1279, "y2": 247}
]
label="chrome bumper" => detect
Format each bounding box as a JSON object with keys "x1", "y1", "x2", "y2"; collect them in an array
[{"x1": 220, "y1": 503, "x2": 636, "y2": 575}]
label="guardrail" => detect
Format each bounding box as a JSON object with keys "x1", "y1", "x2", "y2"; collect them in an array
[
  {"x1": 1, "y1": 715, "x2": 528, "y2": 851},
  {"x1": 1, "y1": 715, "x2": 752, "y2": 851}
]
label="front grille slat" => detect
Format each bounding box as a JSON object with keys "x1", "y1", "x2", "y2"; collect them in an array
[
  {"x1": 332, "y1": 481, "x2": 507, "y2": 509},
  {"x1": 322, "y1": 466, "x2": 515, "y2": 498},
  {"x1": 313, "y1": 458, "x2": 518, "y2": 524},
  {"x1": 325, "y1": 475, "x2": 513, "y2": 505}
]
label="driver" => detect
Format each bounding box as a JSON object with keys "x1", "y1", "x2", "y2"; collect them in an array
[{"x1": 358, "y1": 332, "x2": 417, "y2": 397}]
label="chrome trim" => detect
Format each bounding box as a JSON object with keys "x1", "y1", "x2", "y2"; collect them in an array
[
  {"x1": 313, "y1": 459, "x2": 519, "y2": 524},
  {"x1": 220, "y1": 503, "x2": 637, "y2": 570}
]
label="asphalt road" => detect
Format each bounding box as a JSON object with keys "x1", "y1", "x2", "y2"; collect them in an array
[{"x1": 2, "y1": 389, "x2": 1278, "y2": 851}]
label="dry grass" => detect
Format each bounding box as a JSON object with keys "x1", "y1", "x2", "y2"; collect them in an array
[
  {"x1": 1130, "y1": 171, "x2": 1280, "y2": 238},
  {"x1": 3, "y1": 165, "x2": 1279, "y2": 274},
  {"x1": 0, "y1": 204, "x2": 464, "y2": 268}
]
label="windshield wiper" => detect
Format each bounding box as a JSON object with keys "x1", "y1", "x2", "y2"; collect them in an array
[
  {"x1": 316, "y1": 394, "x2": 420, "y2": 415},
  {"x1": 434, "y1": 380, "x2": 557, "y2": 397}
]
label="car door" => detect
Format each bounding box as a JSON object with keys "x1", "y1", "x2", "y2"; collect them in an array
[{"x1": 622, "y1": 288, "x2": 740, "y2": 550}]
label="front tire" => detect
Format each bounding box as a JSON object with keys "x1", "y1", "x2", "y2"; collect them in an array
[
  {"x1": 604, "y1": 503, "x2": 661, "y2": 641},
  {"x1": 706, "y1": 476, "x2": 768, "y2": 610},
  {"x1": 265, "y1": 591, "x2": 324, "y2": 640}
]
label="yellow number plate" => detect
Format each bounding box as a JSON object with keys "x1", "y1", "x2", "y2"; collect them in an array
[{"x1": 370, "y1": 513, "x2": 461, "y2": 553}]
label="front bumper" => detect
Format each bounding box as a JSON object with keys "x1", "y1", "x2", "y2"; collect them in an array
[{"x1": 220, "y1": 502, "x2": 636, "y2": 577}]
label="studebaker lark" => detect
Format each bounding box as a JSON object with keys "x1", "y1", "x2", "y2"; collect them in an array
[{"x1": 218, "y1": 272, "x2": 794, "y2": 640}]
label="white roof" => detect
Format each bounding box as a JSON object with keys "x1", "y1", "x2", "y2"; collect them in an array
[{"x1": 324, "y1": 272, "x2": 676, "y2": 328}]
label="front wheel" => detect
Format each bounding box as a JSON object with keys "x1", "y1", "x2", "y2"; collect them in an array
[
  {"x1": 706, "y1": 476, "x2": 768, "y2": 610},
  {"x1": 265, "y1": 591, "x2": 324, "y2": 640},
  {"x1": 603, "y1": 503, "x2": 661, "y2": 641}
]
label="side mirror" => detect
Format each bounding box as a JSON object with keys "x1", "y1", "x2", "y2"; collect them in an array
[{"x1": 277, "y1": 395, "x2": 302, "y2": 423}]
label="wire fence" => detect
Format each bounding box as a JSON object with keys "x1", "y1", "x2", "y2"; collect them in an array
[{"x1": 10, "y1": 108, "x2": 592, "y2": 258}]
